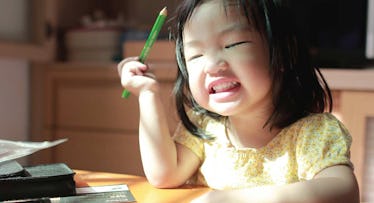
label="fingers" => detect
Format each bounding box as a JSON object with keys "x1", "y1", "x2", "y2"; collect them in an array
[
  {"x1": 144, "y1": 72, "x2": 156, "y2": 79},
  {"x1": 117, "y1": 57, "x2": 157, "y2": 93},
  {"x1": 118, "y1": 57, "x2": 149, "y2": 79},
  {"x1": 117, "y1": 56, "x2": 140, "y2": 76}
]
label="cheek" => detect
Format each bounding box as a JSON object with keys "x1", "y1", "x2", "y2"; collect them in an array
[
  {"x1": 243, "y1": 63, "x2": 271, "y2": 88},
  {"x1": 234, "y1": 52, "x2": 272, "y2": 94},
  {"x1": 187, "y1": 68, "x2": 208, "y2": 106},
  {"x1": 238, "y1": 45, "x2": 270, "y2": 80}
]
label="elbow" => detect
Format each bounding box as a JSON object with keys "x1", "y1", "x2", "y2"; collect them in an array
[
  {"x1": 349, "y1": 177, "x2": 360, "y2": 203},
  {"x1": 145, "y1": 171, "x2": 185, "y2": 189},
  {"x1": 148, "y1": 179, "x2": 176, "y2": 189}
]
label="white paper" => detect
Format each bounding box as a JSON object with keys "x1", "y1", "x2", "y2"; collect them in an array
[
  {"x1": 0, "y1": 138, "x2": 67, "y2": 163},
  {"x1": 76, "y1": 184, "x2": 130, "y2": 194}
]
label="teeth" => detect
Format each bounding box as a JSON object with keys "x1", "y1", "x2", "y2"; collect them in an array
[{"x1": 212, "y1": 82, "x2": 239, "y2": 92}]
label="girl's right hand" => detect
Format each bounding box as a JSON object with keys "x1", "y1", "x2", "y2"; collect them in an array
[{"x1": 117, "y1": 57, "x2": 159, "y2": 96}]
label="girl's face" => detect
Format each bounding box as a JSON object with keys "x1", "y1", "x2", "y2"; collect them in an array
[{"x1": 183, "y1": 0, "x2": 273, "y2": 117}]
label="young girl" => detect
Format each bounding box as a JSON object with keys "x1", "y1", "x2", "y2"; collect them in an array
[{"x1": 118, "y1": 0, "x2": 359, "y2": 202}]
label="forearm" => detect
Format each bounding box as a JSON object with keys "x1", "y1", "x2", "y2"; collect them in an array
[
  {"x1": 193, "y1": 180, "x2": 356, "y2": 203},
  {"x1": 193, "y1": 166, "x2": 359, "y2": 203},
  {"x1": 138, "y1": 90, "x2": 179, "y2": 186},
  {"x1": 240, "y1": 176, "x2": 358, "y2": 203}
]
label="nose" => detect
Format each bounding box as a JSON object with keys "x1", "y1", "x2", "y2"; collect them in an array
[{"x1": 204, "y1": 54, "x2": 228, "y2": 74}]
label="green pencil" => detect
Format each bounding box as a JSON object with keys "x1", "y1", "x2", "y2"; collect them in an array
[{"x1": 121, "y1": 7, "x2": 168, "y2": 98}]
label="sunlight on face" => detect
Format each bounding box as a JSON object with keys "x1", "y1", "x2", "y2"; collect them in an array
[{"x1": 183, "y1": 0, "x2": 273, "y2": 117}]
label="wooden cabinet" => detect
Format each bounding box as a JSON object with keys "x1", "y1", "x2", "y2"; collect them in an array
[
  {"x1": 337, "y1": 92, "x2": 374, "y2": 201},
  {"x1": 26, "y1": 0, "x2": 178, "y2": 174},
  {"x1": 30, "y1": 61, "x2": 178, "y2": 175},
  {"x1": 323, "y1": 69, "x2": 374, "y2": 201},
  {"x1": 25, "y1": 0, "x2": 178, "y2": 176},
  {"x1": 0, "y1": 0, "x2": 57, "y2": 61},
  {"x1": 30, "y1": 39, "x2": 178, "y2": 176}
]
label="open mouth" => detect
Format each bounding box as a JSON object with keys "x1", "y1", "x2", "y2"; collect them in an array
[{"x1": 210, "y1": 81, "x2": 240, "y2": 94}]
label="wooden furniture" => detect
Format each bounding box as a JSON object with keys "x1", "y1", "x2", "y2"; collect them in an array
[
  {"x1": 323, "y1": 69, "x2": 374, "y2": 201},
  {"x1": 0, "y1": 0, "x2": 57, "y2": 61},
  {"x1": 30, "y1": 61, "x2": 178, "y2": 176},
  {"x1": 340, "y1": 91, "x2": 374, "y2": 202},
  {"x1": 30, "y1": 41, "x2": 177, "y2": 176},
  {"x1": 74, "y1": 170, "x2": 210, "y2": 203}
]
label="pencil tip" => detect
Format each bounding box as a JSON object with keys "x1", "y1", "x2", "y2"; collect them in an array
[{"x1": 161, "y1": 6, "x2": 168, "y2": 16}]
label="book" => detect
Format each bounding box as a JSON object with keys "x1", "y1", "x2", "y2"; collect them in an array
[
  {"x1": 54, "y1": 190, "x2": 136, "y2": 203},
  {"x1": 76, "y1": 184, "x2": 132, "y2": 194},
  {"x1": 2, "y1": 184, "x2": 136, "y2": 203}
]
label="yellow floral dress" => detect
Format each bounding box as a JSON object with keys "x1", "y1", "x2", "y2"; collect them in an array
[{"x1": 173, "y1": 113, "x2": 353, "y2": 190}]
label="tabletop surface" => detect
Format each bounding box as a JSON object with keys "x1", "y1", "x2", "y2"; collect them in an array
[{"x1": 74, "y1": 170, "x2": 210, "y2": 203}]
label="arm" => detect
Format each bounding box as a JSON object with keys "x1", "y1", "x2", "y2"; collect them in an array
[
  {"x1": 192, "y1": 165, "x2": 359, "y2": 203},
  {"x1": 138, "y1": 91, "x2": 200, "y2": 188},
  {"x1": 118, "y1": 58, "x2": 200, "y2": 188}
]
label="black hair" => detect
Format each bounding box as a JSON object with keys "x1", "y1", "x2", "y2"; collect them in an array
[{"x1": 172, "y1": 0, "x2": 332, "y2": 139}]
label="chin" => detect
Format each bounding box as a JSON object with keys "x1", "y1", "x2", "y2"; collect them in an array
[
  {"x1": 209, "y1": 107, "x2": 236, "y2": 117},
  {"x1": 207, "y1": 101, "x2": 242, "y2": 116}
]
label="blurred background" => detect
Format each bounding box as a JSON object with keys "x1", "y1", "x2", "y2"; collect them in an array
[
  {"x1": 0, "y1": 0, "x2": 373, "y2": 202},
  {"x1": 0, "y1": 0, "x2": 178, "y2": 165}
]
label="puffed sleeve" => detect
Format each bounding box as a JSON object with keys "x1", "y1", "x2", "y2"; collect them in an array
[{"x1": 295, "y1": 113, "x2": 353, "y2": 180}]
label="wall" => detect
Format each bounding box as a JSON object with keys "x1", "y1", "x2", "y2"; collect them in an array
[
  {"x1": 0, "y1": 59, "x2": 29, "y2": 142},
  {"x1": 0, "y1": 0, "x2": 30, "y2": 164},
  {"x1": 0, "y1": 0, "x2": 29, "y2": 41}
]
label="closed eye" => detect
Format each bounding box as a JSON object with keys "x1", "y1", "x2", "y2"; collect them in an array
[
  {"x1": 187, "y1": 54, "x2": 203, "y2": 61},
  {"x1": 225, "y1": 41, "x2": 251, "y2": 49}
]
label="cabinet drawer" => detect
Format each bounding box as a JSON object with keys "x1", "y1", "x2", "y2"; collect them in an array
[
  {"x1": 54, "y1": 130, "x2": 143, "y2": 175},
  {"x1": 45, "y1": 65, "x2": 179, "y2": 133},
  {"x1": 38, "y1": 63, "x2": 179, "y2": 175},
  {"x1": 54, "y1": 79, "x2": 140, "y2": 131}
]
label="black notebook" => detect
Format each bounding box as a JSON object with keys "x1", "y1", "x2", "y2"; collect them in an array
[{"x1": 0, "y1": 162, "x2": 76, "y2": 201}]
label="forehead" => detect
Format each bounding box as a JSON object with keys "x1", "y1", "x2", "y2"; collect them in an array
[
  {"x1": 184, "y1": 1, "x2": 248, "y2": 33},
  {"x1": 194, "y1": 0, "x2": 244, "y2": 20}
]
